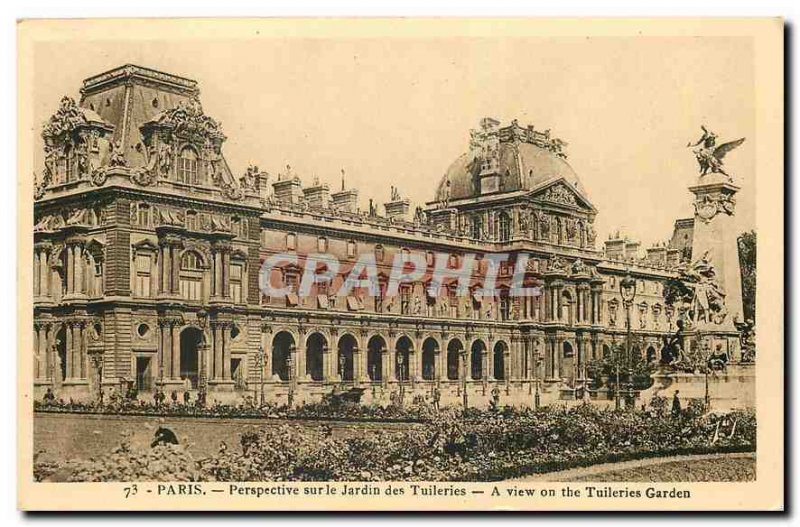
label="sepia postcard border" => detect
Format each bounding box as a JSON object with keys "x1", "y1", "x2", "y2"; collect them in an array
[{"x1": 17, "y1": 17, "x2": 784, "y2": 511}]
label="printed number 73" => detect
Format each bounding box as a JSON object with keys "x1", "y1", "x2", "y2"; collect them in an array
[{"x1": 124, "y1": 484, "x2": 138, "y2": 498}]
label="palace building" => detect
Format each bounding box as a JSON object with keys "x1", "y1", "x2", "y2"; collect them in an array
[{"x1": 32, "y1": 65, "x2": 746, "y2": 406}]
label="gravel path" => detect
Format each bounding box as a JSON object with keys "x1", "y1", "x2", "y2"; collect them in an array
[{"x1": 514, "y1": 452, "x2": 756, "y2": 481}]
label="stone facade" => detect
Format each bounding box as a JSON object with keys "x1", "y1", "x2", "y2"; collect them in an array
[{"x1": 32, "y1": 65, "x2": 746, "y2": 407}]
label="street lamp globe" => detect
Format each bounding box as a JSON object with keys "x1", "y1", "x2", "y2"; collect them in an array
[{"x1": 619, "y1": 272, "x2": 637, "y2": 303}]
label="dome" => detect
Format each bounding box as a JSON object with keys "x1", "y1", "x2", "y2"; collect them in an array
[{"x1": 433, "y1": 120, "x2": 586, "y2": 203}]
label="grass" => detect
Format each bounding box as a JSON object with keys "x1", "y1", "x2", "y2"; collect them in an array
[{"x1": 568, "y1": 456, "x2": 756, "y2": 482}]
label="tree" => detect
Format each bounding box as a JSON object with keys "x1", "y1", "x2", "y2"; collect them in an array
[{"x1": 737, "y1": 230, "x2": 756, "y2": 323}]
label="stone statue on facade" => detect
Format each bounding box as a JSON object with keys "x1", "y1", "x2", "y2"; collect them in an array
[
  {"x1": 108, "y1": 140, "x2": 126, "y2": 167},
  {"x1": 687, "y1": 125, "x2": 745, "y2": 179}
]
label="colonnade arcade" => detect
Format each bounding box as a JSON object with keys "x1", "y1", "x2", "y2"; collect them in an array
[{"x1": 263, "y1": 328, "x2": 517, "y2": 385}]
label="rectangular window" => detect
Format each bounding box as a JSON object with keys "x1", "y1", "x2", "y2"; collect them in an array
[
  {"x1": 178, "y1": 157, "x2": 198, "y2": 185},
  {"x1": 230, "y1": 263, "x2": 243, "y2": 303},
  {"x1": 400, "y1": 285, "x2": 412, "y2": 315},
  {"x1": 134, "y1": 254, "x2": 152, "y2": 297}
]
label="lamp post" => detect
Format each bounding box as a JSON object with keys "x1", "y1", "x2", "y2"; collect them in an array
[
  {"x1": 397, "y1": 353, "x2": 405, "y2": 406},
  {"x1": 533, "y1": 343, "x2": 541, "y2": 409},
  {"x1": 89, "y1": 352, "x2": 104, "y2": 403},
  {"x1": 255, "y1": 346, "x2": 265, "y2": 406},
  {"x1": 619, "y1": 272, "x2": 637, "y2": 411},
  {"x1": 340, "y1": 354, "x2": 347, "y2": 389},
  {"x1": 460, "y1": 348, "x2": 468, "y2": 410},
  {"x1": 196, "y1": 309, "x2": 208, "y2": 405},
  {"x1": 286, "y1": 354, "x2": 295, "y2": 408}
]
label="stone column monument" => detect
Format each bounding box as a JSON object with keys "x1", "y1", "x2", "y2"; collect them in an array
[{"x1": 684, "y1": 126, "x2": 747, "y2": 359}]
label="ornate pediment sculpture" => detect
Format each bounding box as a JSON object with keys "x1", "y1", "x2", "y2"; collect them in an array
[{"x1": 541, "y1": 182, "x2": 578, "y2": 206}]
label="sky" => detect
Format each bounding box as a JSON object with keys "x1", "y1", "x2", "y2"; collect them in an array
[{"x1": 31, "y1": 35, "x2": 755, "y2": 248}]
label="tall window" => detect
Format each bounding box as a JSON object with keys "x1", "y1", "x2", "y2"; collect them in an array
[
  {"x1": 185, "y1": 211, "x2": 197, "y2": 231},
  {"x1": 134, "y1": 253, "x2": 152, "y2": 297},
  {"x1": 499, "y1": 289, "x2": 511, "y2": 321},
  {"x1": 231, "y1": 217, "x2": 241, "y2": 237},
  {"x1": 63, "y1": 145, "x2": 74, "y2": 183},
  {"x1": 230, "y1": 262, "x2": 243, "y2": 303},
  {"x1": 375, "y1": 244, "x2": 385, "y2": 263},
  {"x1": 179, "y1": 251, "x2": 203, "y2": 301},
  {"x1": 400, "y1": 284, "x2": 412, "y2": 315},
  {"x1": 177, "y1": 147, "x2": 198, "y2": 184},
  {"x1": 471, "y1": 215, "x2": 483, "y2": 239},
  {"x1": 137, "y1": 203, "x2": 151, "y2": 227},
  {"x1": 498, "y1": 212, "x2": 511, "y2": 242},
  {"x1": 347, "y1": 240, "x2": 356, "y2": 258},
  {"x1": 318, "y1": 236, "x2": 328, "y2": 252}
]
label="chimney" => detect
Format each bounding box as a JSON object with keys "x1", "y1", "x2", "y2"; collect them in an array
[
  {"x1": 624, "y1": 240, "x2": 641, "y2": 261},
  {"x1": 604, "y1": 236, "x2": 625, "y2": 260},
  {"x1": 646, "y1": 245, "x2": 668, "y2": 267},
  {"x1": 272, "y1": 165, "x2": 303, "y2": 204},
  {"x1": 331, "y1": 188, "x2": 359, "y2": 213},
  {"x1": 666, "y1": 248, "x2": 682, "y2": 268},
  {"x1": 384, "y1": 199, "x2": 410, "y2": 221},
  {"x1": 303, "y1": 180, "x2": 331, "y2": 209},
  {"x1": 428, "y1": 207, "x2": 457, "y2": 232}
]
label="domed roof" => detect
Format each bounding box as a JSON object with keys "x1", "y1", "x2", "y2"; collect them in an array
[{"x1": 434, "y1": 120, "x2": 586, "y2": 203}]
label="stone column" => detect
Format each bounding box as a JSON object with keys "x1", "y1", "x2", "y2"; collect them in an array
[
  {"x1": 486, "y1": 347, "x2": 494, "y2": 380},
  {"x1": 65, "y1": 246, "x2": 74, "y2": 295},
  {"x1": 214, "y1": 252, "x2": 223, "y2": 298},
  {"x1": 321, "y1": 345, "x2": 331, "y2": 382},
  {"x1": 213, "y1": 324, "x2": 223, "y2": 380},
  {"x1": 40, "y1": 250, "x2": 50, "y2": 298},
  {"x1": 159, "y1": 243, "x2": 170, "y2": 295},
  {"x1": 381, "y1": 347, "x2": 389, "y2": 385},
  {"x1": 36, "y1": 325, "x2": 48, "y2": 380},
  {"x1": 170, "y1": 245, "x2": 179, "y2": 295},
  {"x1": 222, "y1": 324, "x2": 232, "y2": 380},
  {"x1": 435, "y1": 349, "x2": 443, "y2": 381},
  {"x1": 171, "y1": 322, "x2": 181, "y2": 380},
  {"x1": 223, "y1": 251, "x2": 231, "y2": 298},
  {"x1": 74, "y1": 245, "x2": 83, "y2": 296}
]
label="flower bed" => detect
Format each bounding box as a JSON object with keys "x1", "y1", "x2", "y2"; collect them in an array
[
  {"x1": 34, "y1": 399, "x2": 432, "y2": 423},
  {"x1": 35, "y1": 403, "x2": 755, "y2": 482}
]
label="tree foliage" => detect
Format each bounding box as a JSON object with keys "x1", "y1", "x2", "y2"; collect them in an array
[{"x1": 737, "y1": 230, "x2": 756, "y2": 323}]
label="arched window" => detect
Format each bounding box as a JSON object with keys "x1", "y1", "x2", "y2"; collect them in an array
[
  {"x1": 498, "y1": 212, "x2": 511, "y2": 242},
  {"x1": 177, "y1": 147, "x2": 198, "y2": 185},
  {"x1": 179, "y1": 251, "x2": 203, "y2": 301}
]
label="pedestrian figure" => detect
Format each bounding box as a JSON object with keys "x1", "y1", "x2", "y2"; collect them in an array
[
  {"x1": 671, "y1": 390, "x2": 682, "y2": 417},
  {"x1": 170, "y1": 390, "x2": 178, "y2": 404},
  {"x1": 432, "y1": 386, "x2": 441, "y2": 411},
  {"x1": 151, "y1": 426, "x2": 179, "y2": 447},
  {"x1": 183, "y1": 390, "x2": 190, "y2": 405},
  {"x1": 43, "y1": 387, "x2": 55, "y2": 403},
  {"x1": 490, "y1": 386, "x2": 501, "y2": 410}
]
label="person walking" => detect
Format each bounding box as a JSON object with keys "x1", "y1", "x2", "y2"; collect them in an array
[{"x1": 671, "y1": 390, "x2": 682, "y2": 418}]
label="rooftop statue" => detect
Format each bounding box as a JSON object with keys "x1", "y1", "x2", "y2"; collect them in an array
[{"x1": 687, "y1": 125, "x2": 745, "y2": 179}]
